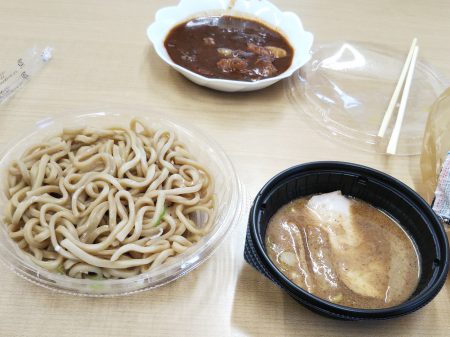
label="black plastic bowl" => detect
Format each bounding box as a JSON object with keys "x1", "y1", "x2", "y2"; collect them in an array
[{"x1": 244, "y1": 162, "x2": 449, "y2": 320}]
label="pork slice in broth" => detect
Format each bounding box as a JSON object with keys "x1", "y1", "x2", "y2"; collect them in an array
[{"x1": 306, "y1": 191, "x2": 389, "y2": 299}]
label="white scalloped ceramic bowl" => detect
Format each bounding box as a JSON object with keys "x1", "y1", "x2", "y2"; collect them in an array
[{"x1": 147, "y1": 0, "x2": 313, "y2": 92}]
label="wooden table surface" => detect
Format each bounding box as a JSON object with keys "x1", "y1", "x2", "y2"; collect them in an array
[{"x1": 0, "y1": 0, "x2": 449, "y2": 336}]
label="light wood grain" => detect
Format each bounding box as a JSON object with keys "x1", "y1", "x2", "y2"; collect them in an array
[{"x1": 0, "y1": 1, "x2": 449, "y2": 336}]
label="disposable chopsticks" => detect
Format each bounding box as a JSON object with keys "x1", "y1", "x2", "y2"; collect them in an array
[
  {"x1": 377, "y1": 38, "x2": 419, "y2": 155},
  {"x1": 378, "y1": 38, "x2": 418, "y2": 138},
  {"x1": 386, "y1": 45, "x2": 420, "y2": 154}
]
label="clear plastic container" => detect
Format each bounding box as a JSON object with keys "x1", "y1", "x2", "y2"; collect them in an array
[
  {"x1": 0, "y1": 110, "x2": 245, "y2": 296},
  {"x1": 287, "y1": 41, "x2": 449, "y2": 155},
  {"x1": 421, "y1": 87, "x2": 450, "y2": 237},
  {"x1": 421, "y1": 87, "x2": 450, "y2": 204}
]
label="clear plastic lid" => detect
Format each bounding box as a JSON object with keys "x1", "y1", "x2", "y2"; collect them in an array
[{"x1": 287, "y1": 41, "x2": 450, "y2": 155}]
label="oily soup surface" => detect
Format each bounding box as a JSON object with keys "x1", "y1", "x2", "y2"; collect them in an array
[
  {"x1": 265, "y1": 193, "x2": 420, "y2": 309},
  {"x1": 164, "y1": 15, "x2": 294, "y2": 81}
]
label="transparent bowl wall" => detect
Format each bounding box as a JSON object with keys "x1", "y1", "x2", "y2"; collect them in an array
[{"x1": 0, "y1": 111, "x2": 244, "y2": 296}]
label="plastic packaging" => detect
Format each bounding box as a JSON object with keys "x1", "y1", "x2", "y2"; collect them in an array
[
  {"x1": 421, "y1": 88, "x2": 450, "y2": 208},
  {"x1": 0, "y1": 110, "x2": 244, "y2": 296},
  {"x1": 287, "y1": 42, "x2": 449, "y2": 155},
  {"x1": 0, "y1": 46, "x2": 52, "y2": 104},
  {"x1": 245, "y1": 162, "x2": 449, "y2": 320}
]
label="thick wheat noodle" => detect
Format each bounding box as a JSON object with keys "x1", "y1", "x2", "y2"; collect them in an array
[{"x1": 4, "y1": 119, "x2": 215, "y2": 279}]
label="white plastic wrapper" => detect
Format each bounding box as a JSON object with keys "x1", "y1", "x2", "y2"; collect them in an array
[
  {"x1": 433, "y1": 153, "x2": 450, "y2": 225},
  {"x1": 0, "y1": 46, "x2": 52, "y2": 104}
]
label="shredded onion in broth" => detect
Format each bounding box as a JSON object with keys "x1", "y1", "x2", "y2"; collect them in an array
[{"x1": 4, "y1": 119, "x2": 215, "y2": 279}]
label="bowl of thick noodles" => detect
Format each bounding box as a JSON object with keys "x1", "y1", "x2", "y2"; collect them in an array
[{"x1": 0, "y1": 111, "x2": 243, "y2": 296}]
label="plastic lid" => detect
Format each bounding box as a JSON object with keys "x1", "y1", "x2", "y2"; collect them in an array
[{"x1": 287, "y1": 41, "x2": 450, "y2": 156}]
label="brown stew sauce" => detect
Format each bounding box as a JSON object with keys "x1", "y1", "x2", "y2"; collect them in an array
[{"x1": 164, "y1": 16, "x2": 294, "y2": 82}]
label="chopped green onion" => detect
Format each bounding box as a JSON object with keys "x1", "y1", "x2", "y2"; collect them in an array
[
  {"x1": 330, "y1": 293, "x2": 343, "y2": 303},
  {"x1": 90, "y1": 283, "x2": 105, "y2": 291},
  {"x1": 85, "y1": 274, "x2": 105, "y2": 291},
  {"x1": 153, "y1": 207, "x2": 167, "y2": 227},
  {"x1": 85, "y1": 274, "x2": 104, "y2": 281},
  {"x1": 56, "y1": 264, "x2": 65, "y2": 275}
]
